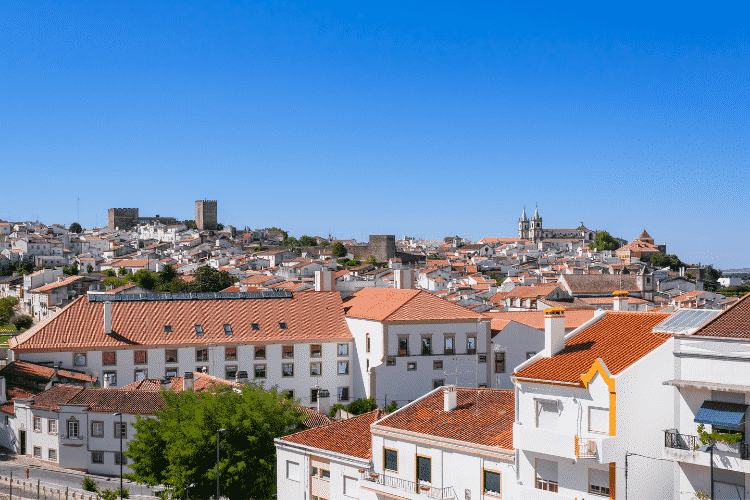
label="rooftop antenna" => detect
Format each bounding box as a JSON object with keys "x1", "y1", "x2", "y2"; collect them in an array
[{"x1": 77, "y1": 196, "x2": 80, "y2": 224}]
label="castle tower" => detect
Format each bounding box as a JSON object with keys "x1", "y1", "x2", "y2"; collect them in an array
[
  {"x1": 529, "y1": 204, "x2": 543, "y2": 243},
  {"x1": 518, "y1": 207, "x2": 529, "y2": 239},
  {"x1": 195, "y1": 200, "x2": 218, "y2": 230}
]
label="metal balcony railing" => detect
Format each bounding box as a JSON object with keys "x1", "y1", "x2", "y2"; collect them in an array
[
  {"x1": 361, "y1": 470, "x2": 456, "y2": 499},
  {"x1": 665, "y1": 430, "x2": 750, "y2": 461},
  {"x1": 576, "y1": 436, "x2": 597, "y2": 458}
]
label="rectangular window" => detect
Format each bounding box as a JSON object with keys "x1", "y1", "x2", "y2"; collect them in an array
[
  {"x1": 33, "y1": 416, "x2": 41, "y2": 432},
  {"x1": 386, "y1": 356, "x2": 396, "y2": 366},
  {"x1": 68, "y1": 420, "x2": 79, "y2": 438},
  {"x1": 114, "y1": 422, "x2": 127, "y2": 439},
  {"x1": 495, "y1": 351, "x2": 506, "y2": 373},
  {"x1": 589, "y1": 407, "x2": 609, "y2": 434},
  {"x1": 282, "y1": 363, "x2": 294, "y2": 377},
  {"x1": 165, "y1": 367, "x2": 178, "y2": 378},
  {"x1": 338, "y1": 343, "x2": 349, "y2": 356},
  {"x1": 165, "y1": 349, "x2": 178, "y2": 363},
  {"x1": 33, "y1": 446, "x2": 41, "y2": 458},
  {"x1": 478, "y1": 354, "x2": 487, "y2": 363},
  {"x1": 433, "y1": 360, "x2": 443, "y2": 370},
  {"x1": 338, "y1": 361, "x2": 349, "y2": 375},
  {"x1": 384, "y1": 449, "x2": 398, "y2": 472},
  {"x1": 254, "y1": 364, "x2": 266, "y2": 379},
  {"x1": 91, "y1": 451, "x2": 104, "y2": 464},
  {"x1": 321, "y1": 469, "x2": 331, "y2": 480},
  {"x1": 466, "y1": 336, "x2": 476, "y2": 354},
  {"x1": 286, "y1": 460, "x2": 300, "y2": 481},
  {"x1": 398, "y1": 336, "x2": 409, "y2": 356},
  {"x1": 196, "y1": 348, "x2": 209, "y2": 362},
  {"x1": 433, "y1": 379, "x2": 445, "y2": 389},
  {"x1": 164, "y1": 325, "x2": 172, "y2": 333},
  {"x1": 407, "y1": 362, "x2": 417, "y2": 371},
  {"x1": 251, "y1": 322, "x2": 260, "y2": 330},
  {"x1": 484, "y1": 470, "x2": 501, "y2": 495},
  {"x1": 589, "y1": 468, "x2": 610, "y2": 496},
  {"x1": 310, "y1": 344, "x2": 322, "y2": 357},
  {"x1": 417, "y1": 456, "x2": 432, "y2": 483},
  {"x1": 134, "y1": 369, "x2": 147, "y2": 381},
  {"x1": 48, "y1": 448, "x2": 57, "y2": 461},
  {"x1": 535, "y1": 459, "x2": 559, "y2": 492},
  {"x1": 366, "y1": 335, "x2": 370, "y2": 353},
  {"x1": 134, "y1": 350, "x2": 147, "y2": 364},
  {"x1": 102, "y1": 351, "x2": 116, "y2": 366},
  {"x1": 536, "y1": 400, "x2": 559, "y2": 430},
  {"x1": 225, "y1": 365, "x2": 238, "y2": 380},
  {"x1": 223, "y1": 324, "x2": 233, "y2": 336},
  {"x1": 278, "y1": 322, "x2": 287, "y2": 329},
  {"x1": 421, "y1": 335, "x2": 432, "y2": 355},
  {"x1": 444, "y1": 335, "x2": 455, "y2": 355},
  {"x1": 103, "y1": 371, "x2": 117, "y2": 387},
  {"x1": 115, "y1": 452, "x2": 127, "y2": 465},
  {"x1": 282, "y1": 345, "x2": 294, "y2": 359},
  {"x1": 338, "y1": 387, "x2": 350, "y2": 402},
  {"x1": 255, "y1": 345, "x2": 266, "y2": 360},
  {"x1": 343, "y1": 475, "x2": 358, "y2": 497},
  {"x1": 225, "y1": 346, "x2": 237, "y2": 361},
  {"x1": 194, "y1": 324, "x2": 203, "y2": 337},
  {"x1": 526, "y1": 351, "x2": 537, "y2": 360},
  {"x1": 311, "y1": 388, "x2": 319, "y2": 403},
  {"x1": 310, "y1": 362, "x2": 322, "y2": 376},
  {"x1": 91, "y1": 421, "x2": 104, "y2": 437},
  {"x1": 73, "y1": 353, "x2": 87, "y2": 367}
]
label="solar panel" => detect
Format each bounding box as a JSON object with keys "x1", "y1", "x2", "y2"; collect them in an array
[{"x1": 653, "y1": 308, "x2": 723, "y2": 334}]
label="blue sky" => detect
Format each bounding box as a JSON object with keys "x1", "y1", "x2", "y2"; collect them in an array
[{"x1": 1, "y1": 2, "x2": 748, "y2": 268}]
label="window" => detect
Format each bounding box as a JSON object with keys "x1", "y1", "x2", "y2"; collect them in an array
[
  {"x1": 73, "y1": 353, "x2": 87, "y2": 366},
  {"x1": 467, "y1": 336, "x2": 476, "y2": 354},
  {"x1": 526, "y1": 351, "x2": 537, "y2": 360},
  {"x1": 91, "y1": 451, "x2": 104, "y2": 464},
  {"x1": 386, "y1": 356, "x2": 396, "y2": 366},
  {"x1": 588, "y1": 407, "x2": 609, "y2": 434},
  {"x1": 282, "y1": 363, "x2": 294, "y2": 377},
  {"x1": 196, "y1": 348, "x2": 209, "y2": 362},
  {"x1": 103, "y1": 371, "x2": 117, "y2": 387},
  {"x1": 484, "y1": 470, "x2": 501, "y2": 496},
  {"x1": 165, "y1": 349, "x2": 178, "y2": 363},
  {"x1": 433, "y1": 360, "x2": 443, "y2": 370},
  {"x1": 338, "y1": 343, "x2": 349, "y2": 356},
  {"x1": 165, "y1": 367, "x2": 178, "y2": 378},
  {"x1": 164, "y1": 325, "x2": 172, "y2": 333},
  {"x1": 286, "y1": 460, "x2": 300, "y2": 481},
  {"x1": 384, "y1": 449, "x2": 398, "y2": 471},
  {"x1": 135, "y1": 369, "x2": 147, "y2": 381},
  {"x1": 48, "y1": 448, "x2": 57, "y2": 461},
  {"x1": 91, "y1": 421, "x2": 104, "y2": 437},
  {"x1": 311, "y1": 388, "x2": 319, "y2": 403},
  {"x1": 33, "y1": 416, "x2": 41, "y2": 432},
  {"x1": 223, "y1": 324, "x2": 233, "y2": 336},
  {"x1": 589, "y1": 468, "x2": 610, "y2": 496},
  {"x1": 225, "y1": 365, "x2": 238, "y2": 380},
  {"x1": 478, "y1": 354, "x2": 487, "y2": 363},
  {"x1": 433, "y1": 379, "x2": 445, "y2": 389},
  {"x1": 33, "y1": 447, "x2": 41, "y2": 458},
  {"x1": 254, "y1": 364, "x2": 266, "y2": 379},
  {"x1": 311, "y1": 466, "x2": 318, "y2": 477},
  {"x1": 321, "y1": 469, "x2": 331, "y2": 480},
  {"x1": 536, "y1": 400, "x2": 559, "y2": 430},
  {"x1": 225, "y1": 346, "x2": 237, "y2": 361},
  {"x1": 417, "y1": 456, "x2": 431, "y2": 483},
  {"x1": 535, "y1": 459, "x2": 558, "y2": 492},
  {"x1": 310, "y1": 344, "x2": 322, "y2": 357},
  {"x1": 494, "y1": 351, "x2": 506, "y2": 373},
  {"x1": 398, "y1": 336, "x2": 409, "y2": 356},
  {"x1": 421, "y1": 335, "x2": 432, "y2": 355},
  {"x1": 282, "y1": 345, "x2": 294, "y2": 359},
  {"x1": 114, "y1": 422, "x2": 127, "y2": 439},
  {"x1": 338, "y1": 361, "x2": 349, "y2": 375},
  {"x1": 444, "y1": 335, "x2": 455, "y2": 355},
  {"x1": 102, "y1": 351, "x2": 116, "y2": 365},
  {"x1": 407, "y1": 362, "x2": 417, "y2": 371},
  {"x1": 115, "y1": 452, "x2": 127, "y2": 465},
  {"x1": 251, "y1": 323, "x2": 260, "y2": 330},
  {"x1": 134, "y1": 350, "x2": 147, "y2": 364},
  {"x1": 343, "y1": 475, "x2": 358, "y2": 497},
  {"x1": 279, "y1": 322, "x2": 287, "y2": 329},
  {"x1": 255, "y1": 345, "x2": 266, "y2": 359},
  {"x1": 194, "y1": 324, "x2": 203, "y2": 337},
  {"x1": 338, "y1": 387, "x2": 349, "y2": 401},
  {"x1": 68, "y1": 419, "x2": 79, "y2": 438},
  {"x1": 366, "y1": 334, "x2": 370, "y2": 353},
  {"x1": 310, "y1": 362, "x2": 322, "y2": 376}
]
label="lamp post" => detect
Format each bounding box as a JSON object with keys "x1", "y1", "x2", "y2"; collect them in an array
[
  {"x1": 113, "y1": 412, "x2": 123, "y2": 500},
  {"x1": 185, "y1": 482, "x2": 196, "y2": 500},
  {"x1": 216, "y1": 429, "x2": 228, "y2": 500}
]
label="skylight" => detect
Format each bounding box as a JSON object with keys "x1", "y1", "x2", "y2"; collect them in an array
[
  {"x1": 279, "y1": 322, "x2": 287, "y2": 329},
  {"x1": 223, "y1": 324, "x2": 233, "y2": 335},
  {"x1": 194, "y1": 324, "x2": 203, "y2": 337},
  {"x1": 164, "y1": 325, "x2": 173, "y2": 333},
  {"x1": 251, "y1": 323, "x2": 260, "y2": 330}
]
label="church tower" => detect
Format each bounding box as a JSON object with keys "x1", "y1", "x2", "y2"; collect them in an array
[
  {"x1": 518, "y1": 207, "x2": 529, "y2": 239},
  {"x1": 529, "y1": 205, "x2": 543, "y2": 242}
]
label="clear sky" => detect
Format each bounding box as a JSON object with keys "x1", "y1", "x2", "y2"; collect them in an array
[{"x1": 2, "y1": 2, "x2": 748, "y2": 268}]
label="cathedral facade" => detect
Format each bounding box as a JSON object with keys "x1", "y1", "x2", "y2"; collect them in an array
[{"x1": 518, "y1": 206, "x2": 596, "y2": 243}]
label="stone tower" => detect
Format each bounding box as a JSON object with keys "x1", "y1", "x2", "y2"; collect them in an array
[
  {"x1": 518, "y1": 207, "x2": 529, "y2": 239},
  {"x1": 195, "y1": 200, "x2": 218, "y2": 230},
  {"x1": 529, "y1": 205, "x2": 543, "y2": 242},
  {"x1": 107, "y1": 208, "x2": 139, "y2": 229},
  {"x1": 369, "y1": 235, "x2": 396, "y2": 262}
]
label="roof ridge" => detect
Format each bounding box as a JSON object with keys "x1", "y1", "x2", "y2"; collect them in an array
[
  {"x1": 381, "y1": 289, "x2": 421, "y2": 321},
  {"x1": 692, "y1": 291, "x2": 750, "y2": 336}
]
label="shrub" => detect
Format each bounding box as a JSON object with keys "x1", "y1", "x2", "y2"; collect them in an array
[
  {"x1": 81, "y1": 476, "x2": 98, "y2": 492},
  {"x1": 12, "y1": 315, "x2": 32, "y2": 331}
]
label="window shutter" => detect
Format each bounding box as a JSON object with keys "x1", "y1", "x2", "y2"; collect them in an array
[
  {"x1": 589, "y1": 468, "x2": 609, "y2": 489},
  {"x1": 536, "y1": 400, "x2": 558, "y2": 430},
  {"x1": 589, "y1": 407, "x2": 609, "y2": 433},
  {"x1": 535, "y1": 459, "x2": 558, "y2": 482},
  {"x1": 286, "y1": 461, "x2": 299, "y2": 481}
]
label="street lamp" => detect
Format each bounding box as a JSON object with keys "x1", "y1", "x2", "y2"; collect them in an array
[
  {"x1": 216, "y1": 429, "x2": 228, "y2": 500},
  {"x1": 185, "y1": 482, "x2": 196, "y2": 500},
  {"x1": 113, "y1": 412, "x2": 123, "y2": 500}
]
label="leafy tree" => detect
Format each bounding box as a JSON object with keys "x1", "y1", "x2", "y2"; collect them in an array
[
  {"x1": 318, "y1": 241, "x2": 330, "y2": 247},
  {"x1": 685, "y1": 273, "x2": 694, "y2": 280},
  {"x1": 187, "y1": 222, "x2": 198, "y2": 230},
  {"x1": 216, "y1": 223, "x2": 224, "y2": 231},
  {"x1": 157, "y1": 265, "x2": 177, "y2": 286},
  {"x1": 385, "y1": 400, "x2": 399, "y2": 413},
  {"x1": 366, "y1": 255, "x2": 377, "y2": 265},
  {"x1": 130, "y1": 269, "x2": 156, "y2": 290},
  {"x1": 589, "y1": 231, "x2": 620, "y2": 251},
  {"x1": 346, "y1": 398, "x2": 378, "y2": 415},
  {"x1": 266, "y1": 227, "x2": 289, "y2": 240},
  {"x1": 86, "y1": 264, "x2": 93, "y2": 274},
  {"x1": 126, "y1": 383, "x2": 303, "y2": 500},
  {"x1": 282, "y1": 237, "x2": 299, "y2": 248},
  {"x1": 650, "y1": 253, "x2": 683, "y2": 271},
  {"x1": 329, "y1": 404, "x2": 347, "y2": 418},
  {"x1": 298, "y1": 235, "x2": 318, "y2": 247},
  {"x1": 0, "y1": 297, "x2": 19, "y2": 324},
  {"x1": 118, "y1": 267, "x2": 129, "y2": 276},
  {"x1": 103, "y1": 277, "x2": 130, "y2": 289},
  {"x1": 63, "y1": 261, "x2": 79, "y2": 276},
  {"x1": 68, "y1": 222, "x2": 82, "y2": 234},
  {"x1": 189, "y1": 266, "x2": 234, "y2": 293},
  {"x1": 332, "y1": 242, "x2": 347, "y2": 258},
  {"x1": 102, "y1": 269, "x2": 117, "y2": 277},
  {"x1": 81, "y1": 477, "x2": 99, "y2": 492},
  {"x1": 12, "y1": 315, "x2": 32, "y2": 331},
  {"x1": 160, "y1": 278, "x2": 189, "y2": 293}
]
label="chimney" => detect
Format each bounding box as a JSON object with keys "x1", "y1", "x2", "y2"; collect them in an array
[
  {"x1": 160, "y1": 377, "x2": 172, "y2": 391},
  {"x1": 543, "y1": 308, "x2": 566, "y2": 357},
  {"x1": 443, "y1": 385, "x2": 458, "y2": 412},
  {"x1": 316, "y1": 387, "x2": 331, "y2": 415},
  {"x1": 613, "y1": 291, "x2": 629, "y2": 311},
  {"x1": 0, "y1": 377, "x2": 7, "y2": 405},
  {"x1": 394, "y1": 269, "x2": 413, "y2": 290},
  {"x1": 315, "y1": 270, "x2": 333, "y2": 291},
  {"x1": 103, "y1": 302, "x2": 112, "y2": 334},
  {"x1": 183, "y1": 372, "x2": 194, "y2": 391},
  {"x1": 102, "y1": 375, "x2": 110, "y2": 389},
  {"x1": 235, "y1": 371, "x2": 248, "y2": 384}
]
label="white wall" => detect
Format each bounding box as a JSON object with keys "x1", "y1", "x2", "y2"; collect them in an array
[{"x1": 491, "y1": 322, "x2": 545, "y2": 390}]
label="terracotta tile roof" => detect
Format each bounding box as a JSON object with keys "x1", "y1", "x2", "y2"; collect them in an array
[
  {"x1": 503, "y1": 284, "x2": 561, "y2": 300},
  {"x1": 486, "y1": 310, "x2": 596, "y2": 331},
  {"x1": 692, "y1": 292, "x2": 750, "y2": 338},
  {"x1": 280, "y1": 409, "x2": 386, "y2": 459},
  {"x1": 580, "y1": 296, "x2": 650, "y2": 305},
  {"x1": 376, "y1": 388, "x2": 514, "y2": 449},
  {"x1": 10, "y1": 292, "x2": 351, "y2": 352},
  {"x1": 298, "y1": 406, "x2": 334, "y2": 429},
  {"x1": 0, "y1": 386, "x2": 37, "y2": 415},
  {"x1": 559, "y1": 274, "x2": 642, "y2": 294},
  {"x1": 344, "y1": 288, "x2": 485, "y2": 323},
  {"x1": 513, "y1": 311, "x2": 671, "y2": 383},
  {"x1": 0, "y1": 360, "x2": 95, "y2": 385},
  {"x1": 112, "y1": 259, "x2": 151, "y2": 268}
]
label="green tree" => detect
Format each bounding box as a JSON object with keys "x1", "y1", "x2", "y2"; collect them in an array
[
  {"x1": 650, "y1": 253, "x2": 683, "y2": 271},
  {"x1": 12, "y1": 315, "x2": 32, "y2": 331},
  {"x1": 63, "y1": 261, "x2": 79, "y2": 276},
  {"x1": 187, "y1": 222, "x2": 197, "y2": 230},
  {"x1": 329, "y1": 404, "x2": 347, "y2": 418},
  {"x1": 318, "y1": 241, "x2": 330, "y2": 247},
  {"x1": 332, "y1": 242, "x2": 347, "y2": 258},
  {"x1": 189, "y1": 266, "x2": 234, "y2": 293},
  {"x1": 126, "y1": 383, "x2": 303, "y2": 500},
  {"x1": 385, "y1": 400, "x2": 399, "y2": 413},
  {"x1": 266, "y1": 227, "x2": 289, "y2": 240},
  {"x1": 130, "y1": 269, "x2": 156, "y2": 290},
  {"x1": 0, "y1": 297, "x2": 19, "y2": 324},
  {"x1": 118, "y1": 267, "x2": 129, "y2": 276},
  {"x1": 216, "y1": 223, "x2": 224, "y2": 231},
  {"x1": 282, "y1": 237, "x2": 299, "y2": 248},
  {"x1": 298, "y1": 235, "x2": 318, "y2": 247},
  {"x1": 366, "y1": 255, "x2": 377, "y2": 265},
  {"x1": 158, "y1": 264, "x2": 177, "y2": 285},
  {"x1": 102, "y1": 269, "x2": 117, "y2": 277},
  {"x1": 86, "y1": 264, "x2": 93, "y2": 274},
  {"x1": 589, "y1": 231, "x2": 620, "y2": 251},
  {"x1": 68, "y1": 222, "x2": 82, "y2": 234},
  {"x1": 103, "y1": 277, "x2": 129, "y2": 289},
  {"x1": 346, "y1": 398, "x2": 378, "y2": 415}
]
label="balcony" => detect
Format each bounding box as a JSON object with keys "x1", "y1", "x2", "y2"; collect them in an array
[
  {"x1": 576, "y1": 436, "x2": 597, "y2": 458},
  {"x1": 360, "y1": 470, "x2": 455, "y2": 500},
  {"x1": 663, "y1": 430, "x2": 750, "y2": 473}
]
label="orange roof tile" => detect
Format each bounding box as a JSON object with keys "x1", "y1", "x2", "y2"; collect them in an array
[
  {"x1": 692, "y1": 292, "x2": 750, "y2": 338},
  {"x1": 344, "y1": 288, "x2": 485, "y2": 323},
  {"x1": 485, "y1": 310, "x2": 596, "y2": 331}
]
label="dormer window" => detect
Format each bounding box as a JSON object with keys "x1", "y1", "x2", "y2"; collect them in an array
[
  {"x1": 194, "y1": 324, "x2": 203, "y2": 337},
  {"x1": 164, "y1": 325, "x2": 172, "y2": 333},
  {"x1": 278, "y1": 322, "x2": 287, "y2": 329},
  {"x1": 251, "y1": 323, "x2": 260, "y2": 330},
  {"x1": 223, "y1": 324, "x2": 233, "y2": 336}
]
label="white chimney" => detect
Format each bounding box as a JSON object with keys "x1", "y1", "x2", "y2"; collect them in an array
[
  {"x1": 613, "y1": 291, "x2": 629, "y2": 311},
  {"x1": 443, "y1": 386, "x2": 458, "y2": 412},
  {"x1": 0, "y1": 377, "x2": 7, "y2": 405},
  {"x1": 183, "y1": 372, "x2": 194, "y2": 391},
  {"x1": 103, "y1": 302, "x2": 112, "y2": 334},
  {"x1": 394, "y1": 269, "x2": 413, "y2": 290},
  {"x1": 102, "y1": 375, "x2": 110, "y2": 389},
  {"x1": 543, "y1": 308, "x2": 566, "y2": 357},
  {"x1": 316, "y1": 388, "x2": 331, "y2": 415},
  {"x1": 315, "y1": 270, "x2": 334, "y2": 291}
]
